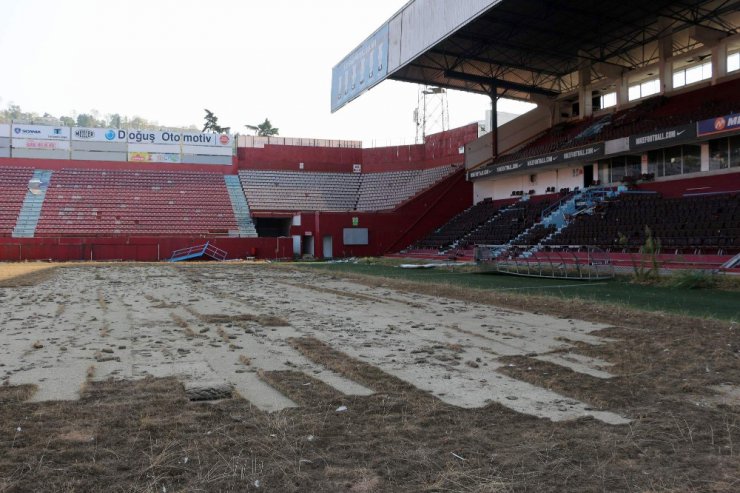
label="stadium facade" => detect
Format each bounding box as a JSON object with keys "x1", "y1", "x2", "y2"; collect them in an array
[{"x1": 1, "y1": 0, "x2": 739, "y2": 268}]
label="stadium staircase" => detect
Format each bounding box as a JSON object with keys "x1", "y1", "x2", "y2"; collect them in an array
[
  {"x1": 523, "y1": 187, "x2": 620, "y2": 257},
  {"x1": 224, "y1": 175, "x2": 258, "y2": 238},
  {"x1": 507, "y1": 187, "x2": 620, "y2": 259},
  {"x1": 12, "y1": 170, "x2": 53, "y2": 238},
  {"x1": 168, "y1": 242, "x2": 228, "y2": 262}
]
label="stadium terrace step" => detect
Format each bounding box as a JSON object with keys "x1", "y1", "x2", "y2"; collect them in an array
[
  {"x1": 12, "y1": 170, "x2": 53, "y2": 238},
  {"x1": 224, "y1": 174, "x2": 258, "y2": 237},
  {"x1": 516, "y1": 186, "x2": 621, "y2": 258}
]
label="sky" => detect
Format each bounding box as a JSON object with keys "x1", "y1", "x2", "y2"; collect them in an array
[{"x1": 0, "y1": 0, "x2": 533, "y2": 146}]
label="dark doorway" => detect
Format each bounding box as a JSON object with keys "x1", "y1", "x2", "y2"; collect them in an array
[
  {"x1": 253, "y1": 217, "x2": 291, "y2": 237},
  {"x1": 583, "y1": 164, "x2": 594, "y2": 187}
]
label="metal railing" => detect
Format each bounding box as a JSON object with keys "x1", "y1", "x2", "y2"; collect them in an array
[
  {"x1": 475, "y1": 245, "x2": 615, "y2": 280},
  {"x1": 168, "y1": 242, "x2": 228, "y2": 262}
]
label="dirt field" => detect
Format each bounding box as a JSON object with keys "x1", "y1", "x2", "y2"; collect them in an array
[
  {"x1": 0, "y1": 263, "x2": 57, "y2": 286},
  {"x1": 0, "y1": 263, "x2": 738, "y2": 492}
]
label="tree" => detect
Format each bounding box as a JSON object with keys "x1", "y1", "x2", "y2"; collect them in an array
[
  {"x1": 108, "y1": 113, "x2": 122, "y2": 128},
  {"x1": 6, "y1": 104, "x2": 23, "y2": 120},
  {"x1": 202, "y1": 109, "x2": 230, "y2": 134},
  {"x1": 60, "y1": 116, "x2": 75, "y2": 127},
  {"x1": 76, "y1": 113, "x2": 97, "y2": 127},
  {"x1": 246, "y1": 118, "x2": 279, "y2": 137}
]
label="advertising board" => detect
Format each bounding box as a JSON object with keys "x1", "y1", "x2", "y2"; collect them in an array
[
  {"x1": 331, "y1": 23, "x2": 389, "y2": 113},
  {"x1": 128, "y1": 152, "x2": 181, "y2": 164},
  {"x1": 11, "y1": 124, "x2": 70, "y2": 140},
  {"x1": 71, "y1": 127, "x2": 127, "y2": 142},
  {"x1": 12, "y1": 139, "x2": 71, "y2": 150}
]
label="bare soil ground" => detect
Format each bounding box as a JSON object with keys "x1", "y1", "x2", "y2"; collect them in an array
[
  {"x1": 0, "y1": 263, "x2": 58, "y2": 287},
  {"x1": 0, "y1": 263, "x2": 738, "y2": 492}
]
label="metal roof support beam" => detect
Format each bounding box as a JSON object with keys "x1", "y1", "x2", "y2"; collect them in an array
[{"x1": 443, "y1": 70, "x2": 559, "y2": 97}]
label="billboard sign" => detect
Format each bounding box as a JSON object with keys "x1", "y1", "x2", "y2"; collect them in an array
[
  {"x1": 12, "y1": 139, "x2": 71, "y2": 150},
  {"x1": 124, "y1": 129, "x2": 232, "y2": 146},
  {"x1": 72, "y1": 127, "x2": 127, "y2": 142},
  {"x1": 5, "y1": 122, "x2": 231, "y2": 162},
  {"x1": 331, "y1": 22, "x2": 389, "y2": 113},
  {"x1": 128, "y1": 151, "x2": 181, "y2": 163},
  {"x1": 697, "y1": 113, "x2": 740, "y2": 137},
  {"x1": 12, "y1": 124, "x2": 70, "y2": 140},
  {"x1": 629, "y1": 124, "x2": 696, "y2": 151},
  {"x1": 468, "y1": 143, "x2": 605, "y2": 180},
  {"x1": 181, "y1": 131, "x2": 233, "y2": 147}
]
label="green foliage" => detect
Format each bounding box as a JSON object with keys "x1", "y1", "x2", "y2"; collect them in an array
[
  {"x1": 305, "y1": 262, "x2": 740, "y2": 321},
  {"x1": 246, "y1": 118, "x2": 279, "y2": 137},
  {"x1": 108, "y1": 113, "x2": 123, "y2": 128},
  {"x1": 76, "y1": 113, "x2": 105, "y2": 127},
  {"x1": 665, "y1": 270, "x2": 718, "y2": 290},
  {"x1": 202, "y1": 109, "x2": 230, "y2": 134},
  {"x1": 0, "y1": 102, "x2": 196, "y2": 131},
  {"x1": 632, "y1": 226, "x2": 662, "y2": 283}
]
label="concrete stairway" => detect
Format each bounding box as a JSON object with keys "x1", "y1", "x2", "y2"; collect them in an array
[
  {"x1": 224, "y1": 175, "x2": 258, "y2": 238},
  {"x1": 12, "y1": 170, "x2": 52, "y2": 238},
  {"x1": 519, "y1": 186, "x2": 620, "y2": 257}
]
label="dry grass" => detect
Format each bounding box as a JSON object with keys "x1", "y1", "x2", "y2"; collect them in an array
[
  {"x1": 54, "y1": 303, "x2": 66, "y2": 317},
  {"x1": 0, "y1": 384, "x2": 36, "y2": 403},
  {"x1": 185, "y1": 306, "x2": 290, "y2": 327},
  {"x1": 0, "y1": 263, "x2": 57, "y2": 287},
  {"x1": 169, "y1": 313, "x2": 200, "y2": 339},
  {"x1": 1, "y1": 263, "x2": 738, "y2": 492},
  {"x1": 216, "y1": 327, "x2": 231, "y2": 343},
  {"x1": 286, "y1": 265, "x2": 734, "y2": 334}
]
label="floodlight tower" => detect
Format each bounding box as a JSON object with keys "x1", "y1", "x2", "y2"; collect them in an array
[{"x1": 414, "y1": 85, "x2": 449, "y2": 144}]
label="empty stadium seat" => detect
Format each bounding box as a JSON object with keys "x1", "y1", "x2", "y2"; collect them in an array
[
  {"x1": 34, "y1": 169, "x2": 239, "y2": 237},
  {"x1": 545, "y1": 192, "x2": 740, "y2": 254},
  {"x1": 0, "y1": 167, "x2": 35, "y2": 237},
  {"x1": 239, "y1": 165, "x2": 458, "y2": 212}
]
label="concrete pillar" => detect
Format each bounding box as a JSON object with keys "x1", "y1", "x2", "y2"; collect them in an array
[
  {"x1": 579, "y1": 64, "x2": 593, "y2": 117},
  {"x1": 658, "y1": 32, "x2": 673, "y2": 93},
  {"x1": 701, "y1": 143, "x2": 710, "y2": 172},
  {"x1": 712, "y1": 42, "x2": 728, "y2": 83}
]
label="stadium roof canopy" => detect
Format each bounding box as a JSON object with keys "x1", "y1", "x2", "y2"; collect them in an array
[{"x1": 331, "y1": 0, "x2": 740, "y2": 112}]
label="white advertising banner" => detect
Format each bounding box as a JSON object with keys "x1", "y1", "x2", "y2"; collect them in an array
[
  {"x1": 181, "y1": 144, "x2": 233, "y2": 156},
  {"x1": 124, "y1": 130, "x2": 233, "y2": 146},
  {"x1": 12, "y1": 139, "x2": 71, "y2": 150},
  {"x1": 71, "y1": 127, "x2": 127, "y2": 142},
  {"x1": 5, "y1": 123, "x2": 233, "y2": 162},
  {"x1": 181, "y1": 131, "x2": 233, "y2": 147},
  {"x1": 12, "y1": 124, "x2": 70, "y2": 140}
]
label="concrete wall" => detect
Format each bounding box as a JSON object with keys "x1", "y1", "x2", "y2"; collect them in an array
[
  {"x1": 11, "y1": 149, "x2": 69, "y2": 160},
  {"x1": 71, "y1": 141, "x2": 128, "y2": 152},
  {"x1": 0, "y1": 157, "x2": 237, "y2": 174},
  {"x1": 0, "y1": 236, "x2": 293, "y2": 262},
  {"x1": 465, "y1": 106, "x2": 552, "y2": 169},
  {"x1": 182, "y1": 154, "x2": 232, "y2": 165},
  {"x1": 288, "y1": 168, "x2": 472, "y2": 257},
  {"x1": 71, "y1": 151, "x2": 127, "y2": 162}
]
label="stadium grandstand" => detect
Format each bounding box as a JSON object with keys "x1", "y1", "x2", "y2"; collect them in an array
[
  {"x1": 331, "y1": 0, "x2": 740, "y2": 272},
  {"x1": 0, "y1": 122, "x2": 476, "y2": 261},
  {"x1": 1, "y1": 0, "x2": 739, "y2": 273}
]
